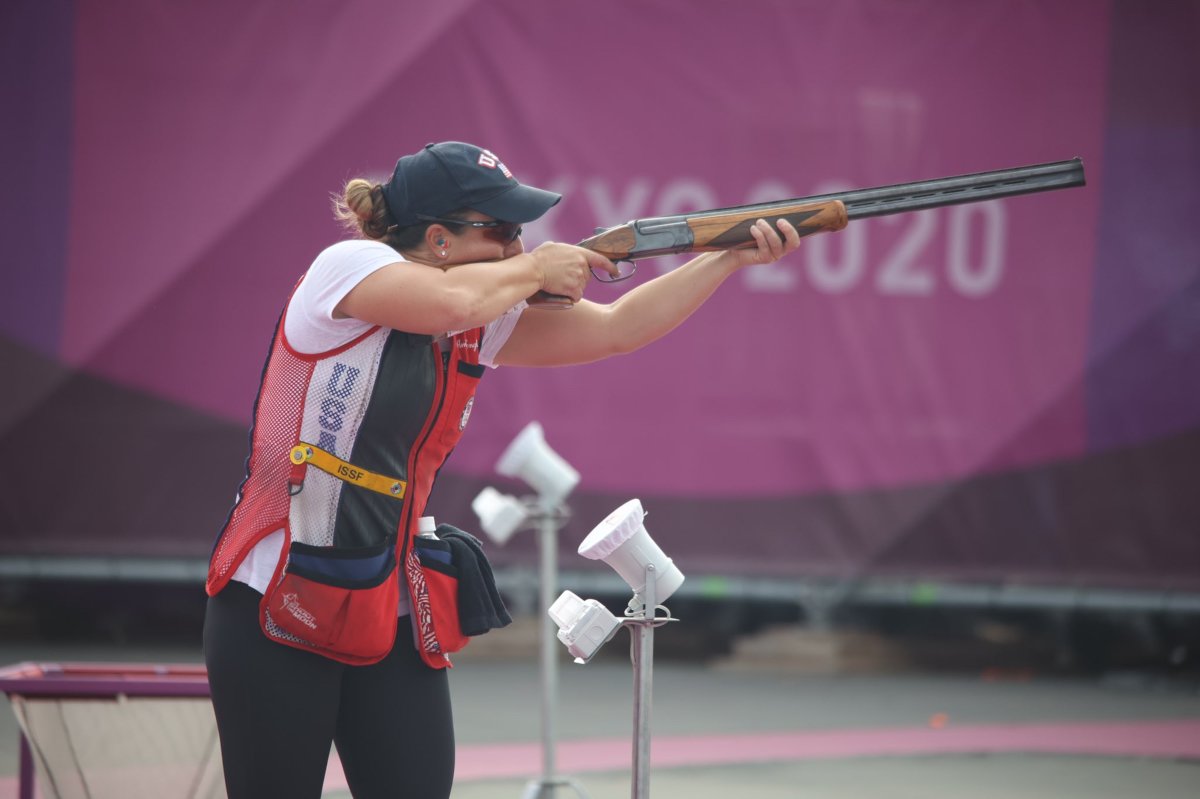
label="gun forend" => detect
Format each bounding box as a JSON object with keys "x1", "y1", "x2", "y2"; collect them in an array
[{"x1": 577, "y1": 200, "x2": 848, "y2": 262}]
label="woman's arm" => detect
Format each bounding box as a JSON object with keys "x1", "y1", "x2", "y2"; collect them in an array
[
  {"x1": 496, "y1": 218, "x2": 801, "y2": 367},
  {"x1": 336, "y1": 243, "x2": 611, "y2": 336}
]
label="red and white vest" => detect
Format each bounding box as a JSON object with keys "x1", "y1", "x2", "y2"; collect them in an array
[{"x1": 206, "y1": 311, "x2": 484, "y2": 668}]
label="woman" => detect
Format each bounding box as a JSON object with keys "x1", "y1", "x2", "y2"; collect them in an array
[{"x1": 203, "y1": 141, "x2": 800, "y2": 798}]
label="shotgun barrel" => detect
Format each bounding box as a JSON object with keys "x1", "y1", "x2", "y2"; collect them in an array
[
  {"x1": 575, "y1": 158, "x2": 1086, "y2": 263},
  {"x1": 799, "y1": 158, "x2": 1085, "y2": 220}
]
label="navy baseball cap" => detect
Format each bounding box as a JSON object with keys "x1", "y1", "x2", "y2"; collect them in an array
[{"x1": 381, "y1": 142, "x2": 561, "y2": 226}]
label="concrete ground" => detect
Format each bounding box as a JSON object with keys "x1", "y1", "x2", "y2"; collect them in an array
[{"x1": 2, "y1": 619, "x2": 1200, "y2": 798}]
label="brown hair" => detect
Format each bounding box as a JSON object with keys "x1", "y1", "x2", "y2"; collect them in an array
[{"x1": 331, "y1": 179, "x2": 470, "y2": 252}]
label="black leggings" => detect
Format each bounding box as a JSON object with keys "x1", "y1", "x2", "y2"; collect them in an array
[{"x1": 203, "y1": 581, "x2": 454, "y2": 799}]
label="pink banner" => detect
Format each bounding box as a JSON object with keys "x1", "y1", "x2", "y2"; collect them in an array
[
  {"x1": 61, "y1": 1, "x2": 1106, "y2": 499},
  {"x1": 7, "y1": 0, "x2": 1200, "y2": 589}
]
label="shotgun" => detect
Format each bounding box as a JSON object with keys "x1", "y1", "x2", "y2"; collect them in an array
[{"x1": 531, "y1": 158, "x2": 1085, "y2": 307}]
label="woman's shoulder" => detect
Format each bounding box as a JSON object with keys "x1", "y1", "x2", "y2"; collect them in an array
[
  {"x1": 302, "y1": 239, "x2": 405, "y2": 288},
  {"x1": 286, "y1": 239, "x2": 402, "y2": 353}
]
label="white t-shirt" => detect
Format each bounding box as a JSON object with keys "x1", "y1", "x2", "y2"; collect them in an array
[{"x1": 231, "y1": 239, "x2": 526, "y2": 610}]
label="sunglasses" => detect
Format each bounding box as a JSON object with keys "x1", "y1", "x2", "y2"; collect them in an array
[{"x1": 416, "y1": 215, "x2": 524, "y2": 245}]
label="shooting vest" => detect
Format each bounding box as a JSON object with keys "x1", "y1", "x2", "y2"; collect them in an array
[{"x1": 206, "y1": 310, "x2": 484, "y2": 668}]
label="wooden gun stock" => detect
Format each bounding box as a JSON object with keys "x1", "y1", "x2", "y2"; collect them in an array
[{"x1": 530, "y1": 157, "x2": 1085, "y2": 307}]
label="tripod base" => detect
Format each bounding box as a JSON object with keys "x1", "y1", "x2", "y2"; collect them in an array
[{"x1": 521, "y1": 776, "x2": 590, "y2": 799}]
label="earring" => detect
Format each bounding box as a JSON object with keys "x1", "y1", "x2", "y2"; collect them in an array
[{"x1": 440, "y1": 250, "x2": 447, "y2": 257}]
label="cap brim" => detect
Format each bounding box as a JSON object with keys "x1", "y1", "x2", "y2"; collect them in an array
[{"x1": 471, "y1": 183, "x2": 562, "y2": 224}]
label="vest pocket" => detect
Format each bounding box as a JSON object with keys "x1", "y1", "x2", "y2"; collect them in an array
[
  {"x1": 266, "y1": 541, "x2": 400, "y2": 661},
  {"x1": 439, "y1": 361, "x2": 485, "y2": 448},
  {"x1": 411, "y1": 537, "x2": 469, "y2": 655}
]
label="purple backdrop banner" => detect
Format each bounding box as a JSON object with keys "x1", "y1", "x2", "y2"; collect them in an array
[
  {"x1": 60, "y1": 0, "x2": 1107, "y2": 495},
  {"x1": 3, "y1": 0, "x2": 1198, "y2": 589}
]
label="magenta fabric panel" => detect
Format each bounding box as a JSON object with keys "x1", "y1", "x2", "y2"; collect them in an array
[{"x1": 59, "y1": 0, "x2": 1107, "y2": 498}]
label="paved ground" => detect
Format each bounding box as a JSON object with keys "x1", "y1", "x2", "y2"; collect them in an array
[{"x1": 2, "y1": 622, "x2": 1200, "y2": 798}]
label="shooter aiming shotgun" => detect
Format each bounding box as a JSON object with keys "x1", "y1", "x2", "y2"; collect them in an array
[{"x1": 531, "y1": 158, "x2": 1086, "y2": 306}]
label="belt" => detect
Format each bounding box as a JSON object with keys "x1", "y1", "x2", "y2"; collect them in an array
[{"x1": 289, "y1": 443, "x2": 407, "y2": 500}]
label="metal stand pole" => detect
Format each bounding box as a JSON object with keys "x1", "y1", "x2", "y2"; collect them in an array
[
  {"x1": 629, "y1": 563, "x2": 657, "y2": 799},
  {"x1": 18, "y1": 733, "x2": 33, "y2": 799},
  {"x1": 538, "y1": 508, "x2": 558, "y2": 786},
  {"x1": 522, "y1": 502, "x2": 588, "y2": 799}
]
